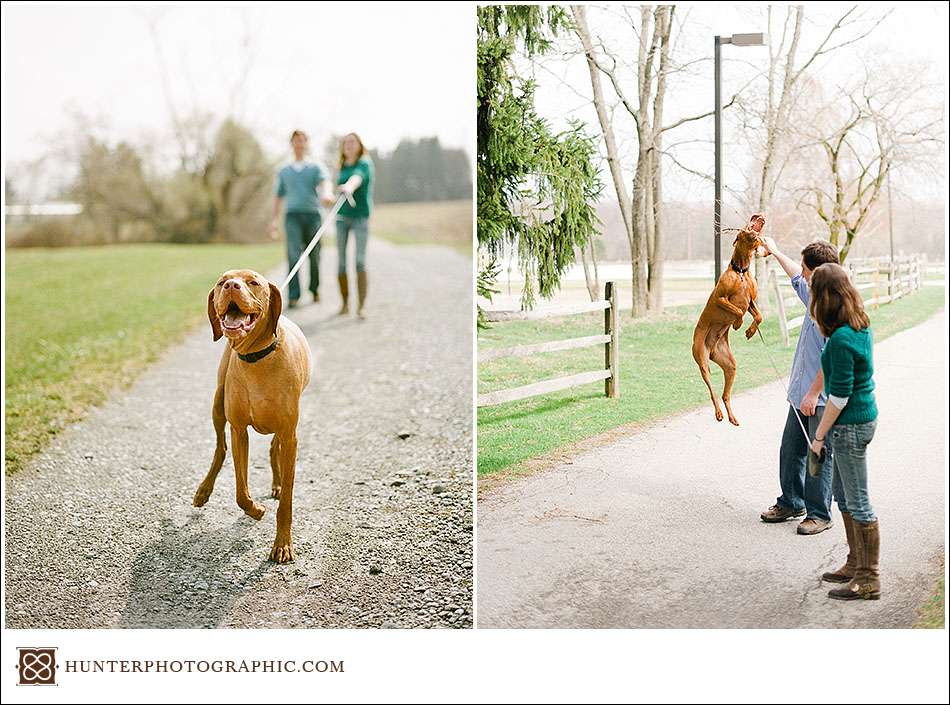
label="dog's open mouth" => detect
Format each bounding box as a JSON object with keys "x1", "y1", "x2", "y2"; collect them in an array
[{"x1": 220, "y1": 301, "x2": 257, "y2": 337}]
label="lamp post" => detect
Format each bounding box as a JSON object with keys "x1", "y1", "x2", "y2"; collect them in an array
[
  {"x1": 886, "y1": 167, "x2": 895, "y2": 264},
  {"x1": 714, "y1": 32, "x2": 766, "y2": 282}
]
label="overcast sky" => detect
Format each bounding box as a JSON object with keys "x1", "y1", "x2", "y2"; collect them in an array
[
  {"x1": 2, "y1": 3, "x2": 473, "y2": 183},
  {"x1": 3, "y1": 2, "x2": 946, "y2": 206},
  {"x1": 527, "y1": 2, "x2": 948, "y2": 206}
]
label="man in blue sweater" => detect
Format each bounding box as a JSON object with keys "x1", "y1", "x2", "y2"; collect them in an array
[
  {"x1": 760, "y1": 239, "x2": 840, "y2": 535},
  {"x1": 270, "y1": 130, "x2": 332, "y2": 308}
]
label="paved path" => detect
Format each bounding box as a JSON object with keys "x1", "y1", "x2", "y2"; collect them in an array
[
  {"x1": 5, "y1": 238, "x2": 473, "y2": 628},
  {"x1": 477, "y1": 313, "x2": 946, "y2": 628}
]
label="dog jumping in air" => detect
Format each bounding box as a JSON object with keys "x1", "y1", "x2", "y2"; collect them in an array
[{"x1": 692, "y1": 214, "x2": 767, "y2": 427}]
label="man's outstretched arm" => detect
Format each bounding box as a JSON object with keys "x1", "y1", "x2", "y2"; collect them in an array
[{"x1": 763, "y1": 237, "x2": 802, "y2": 280}]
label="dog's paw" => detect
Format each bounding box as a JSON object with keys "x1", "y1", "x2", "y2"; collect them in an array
[
  {"x1": 733, "y1": 318, "x2": 742, "y2": 330},
  {"x1": 271, "y1": 485, "x2": 281, "y2": 499},
  {"x1": 715, "y1": 408, "x2": 724, "y2": 422},
  {"x1": 192, "y1": 484, "x2": 212, "y2": 507},
  {"x1": 729, "y1": 416, "x2": 740, "y2": 427},
  {"x1": 242, "y1": 502, "x2": 266, "y2": 521},
  {"x1": 745, "y1": 326, "x2": 757, "y2": 340},
  {"x1": 269, "y1": 540, "x2": 295, "y2": 564}
]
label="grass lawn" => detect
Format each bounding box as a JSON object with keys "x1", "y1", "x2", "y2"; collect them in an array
[
  {"x1": 477, "y1": 285, "x2": 945, "y2": 476},
  {"x1": 914, "y1": 560, "x2": 945, "y2": 628},
  {"x1": 4, "y1": 243, "x2": 283, "y2": 475},
  {"x1": 372, "y1": 200, "x2": 472, "y2": 254},
  {"x1": 4, "y1": 201, "x2": 471, "y2": 475}
]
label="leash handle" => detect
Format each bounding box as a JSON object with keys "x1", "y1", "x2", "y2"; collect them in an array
[{"x1": 280, "y1": 193, "x2": 348, "y2": 292}]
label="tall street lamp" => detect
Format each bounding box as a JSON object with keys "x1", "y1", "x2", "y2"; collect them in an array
[{"x1": 714, "y1": 32, "x2": 766, "y2": 282}]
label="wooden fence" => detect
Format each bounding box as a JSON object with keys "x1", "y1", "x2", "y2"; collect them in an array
[
  {"x1": 771, "y1": 255, "x2": 923, "y2": 347},
  {"x1": 922, "y1": 261, "x2": 946, "y2": 285},
  {"x1": 478, "y1": 281, "x2": 620, "y2": 407}
]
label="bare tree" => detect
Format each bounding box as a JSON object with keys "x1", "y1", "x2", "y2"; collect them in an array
[
  {"x1": 797, "y1": 65, "x2": 944, "y2": 261},
  {"x1": 573, "y1": 4, "x2": 728, "y2": 316},
  {"x1": 138, "y1": 8, "x2": 272, "y2": 242},
  {"x1": 738, "y1": 5, "x2": 890, "y2": 303},
  {"x1": 578, "y1": 239, "x2": 601, "y2": 300}
]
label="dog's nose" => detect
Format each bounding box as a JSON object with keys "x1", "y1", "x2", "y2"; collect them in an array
[{"x1": 223, "y1": 279, "x2": 243, "y2": 291}]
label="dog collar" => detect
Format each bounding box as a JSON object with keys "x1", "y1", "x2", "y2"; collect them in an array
[
  {"x1": 730, "y1": 261, "x2": 750, "y2": 275},
  {"x1": 237, "y1": 335, "x2": 279, "y2": 363}
]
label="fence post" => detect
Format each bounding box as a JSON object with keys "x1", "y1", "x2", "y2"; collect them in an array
[
  {"x1": 770, "y1": 269, "x2": 789, "y2": 347},
  {"x1": 604, "y1": 281, "x2": 619, "y2": 398}
]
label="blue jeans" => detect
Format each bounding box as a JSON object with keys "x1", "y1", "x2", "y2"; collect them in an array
[
  {"x1": 285, "y1": 211, "x2": 322, "y2": 301},
  {"x1": 336, "y1": 216, "x2": 369, "y2": 275},
  {"x1": 829, "y1": 420, "x2": 877, "y2": 523},
  {"x1": 776, "y1": 405, "x2": 834, "y2": 521}
]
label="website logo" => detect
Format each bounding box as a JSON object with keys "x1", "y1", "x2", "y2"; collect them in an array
[{"x1": 17, "y1": 647, "x2": 57, "y2": 686}]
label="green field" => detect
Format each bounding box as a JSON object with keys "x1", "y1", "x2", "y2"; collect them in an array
[
  {"x1": 373, "y1": 199, "x2": 472, "y2": 253},
  {"x1": 915, "y1": 559, "x2": 945, "y2": 629},
  {"x1": 4, "y1": 243, "x2": 284, "y2": 475},
  {"x1": 5, "y1": 202, "x2": 472, "y2": 475},
  {"x1": 477, "y1": 286, "x2": 945, "y2": 477}
]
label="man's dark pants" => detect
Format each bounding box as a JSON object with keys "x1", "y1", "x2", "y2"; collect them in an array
[
  {"x1": 285, "y1": 210, "x2": 322, "y2": 301},
  {"x1": 776, "y1": 405, "x2": 834, "y2": 521}
]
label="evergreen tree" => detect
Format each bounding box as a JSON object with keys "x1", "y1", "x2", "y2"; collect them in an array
[
  {"x1": 477, "y1": 5, "x2": 602, "y2": 315},
  {"x1": 370, "y1": 137, "x2": 471, "y2": 203}
]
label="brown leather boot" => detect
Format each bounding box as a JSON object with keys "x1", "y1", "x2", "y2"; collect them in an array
[
  {"x1": 822, "y1": 512, "x2": 856, "y2": 583},
  {"x1": 829, "y1": 519, "x2": 880, "y2": 600},
  {"x1": 356, "y1": 271, "x2": 368, "y2": 319},
  {"x1": 858, "y1": 519, "x2": 881, "y2": 598},
  {"x1": 337, "y1": 273, "x2": 350, "y2": 315}
]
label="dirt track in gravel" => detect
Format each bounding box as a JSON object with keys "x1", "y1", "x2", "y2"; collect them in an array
[{"x1": 5, "y1": 238, "x2": 473, "y2": 628}]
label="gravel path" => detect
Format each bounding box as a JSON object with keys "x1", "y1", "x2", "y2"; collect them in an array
[
  {"x1": 5, "y1": 238, "x2": 473, "y2": 628},
  {"x1": 477, "y1": 312, "x2": 946, "y2": 628}
]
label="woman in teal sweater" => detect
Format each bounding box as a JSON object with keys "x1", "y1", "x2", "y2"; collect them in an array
[
  {"x1": 323, "y1": 133, "x2": 374, "y2": 319},
  {"x1": 809, "y1": 263, "x2": 880, "y2": 601}
]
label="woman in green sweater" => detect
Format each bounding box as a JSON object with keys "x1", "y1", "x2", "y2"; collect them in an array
[
  {"x1": 809, "y1": 263, "x2": 880, "y2": 601},
  {"x1": 323, "y1": 133, "x2": 374, "y2": 319}
]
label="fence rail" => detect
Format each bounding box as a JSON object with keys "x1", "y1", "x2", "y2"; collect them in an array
[
  {"x1": 478, "y1": 281, "x2": 620, "y2": 408},
  {"x1": 771, "y1": 255, "x2": 923, "y2": 347},
  {"x1": 922, "y1": 261, "x2": 946, "y2": 285}
]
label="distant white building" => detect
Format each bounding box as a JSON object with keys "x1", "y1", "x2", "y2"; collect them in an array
[{"x1": 4, "y1": 203, "x2": 83, "y2": 221}]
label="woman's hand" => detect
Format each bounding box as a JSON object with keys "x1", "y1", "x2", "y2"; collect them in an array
[
  {"x1": 268, "y1": 219, "x2": 279, "y2": 241},
  {"x1": 340, "y1": 174, "x2": 363, "y2": 196},
  {"x1": 320, "y1": 195, "x2": 337, "y2": 208},
  {"x1": 810, "y1": 437, "x2": 825, "y2": 456}
]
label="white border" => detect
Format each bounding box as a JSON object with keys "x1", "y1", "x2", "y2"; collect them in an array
[{"x1": 3, "y1": 2, "x2": 949, "y2": 704}]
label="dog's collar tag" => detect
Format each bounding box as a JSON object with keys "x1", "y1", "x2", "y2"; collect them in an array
[
  {"x1": 237, "y1": 335, "x2": 279, "y2": 363},
  {"x1": 730, "y1": 261, "x2": 750, "y2": 275}
]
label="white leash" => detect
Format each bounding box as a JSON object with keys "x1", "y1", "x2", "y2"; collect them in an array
[
  {"x1": 755, "y1": 326, "x2": 813, "y2": 448},
  {"x1": 279, "y1": 192, "x2": 354, "y2": 292}
]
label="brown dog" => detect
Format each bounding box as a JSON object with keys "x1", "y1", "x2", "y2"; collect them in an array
[
  {"x1": 691, "y1": 214, "x2": 766, "y2": 426},
  {"x1": 192, "y1": 269, "x2": 311, "y2": 563}
]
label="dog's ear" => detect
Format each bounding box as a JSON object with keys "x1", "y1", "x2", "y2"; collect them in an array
[
  {"x1": 265, "y1": 281, "x2": 282, "y2": 339},
  {"x1": 207, "y1": 289, "x2": 223, "y2": 342}
]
